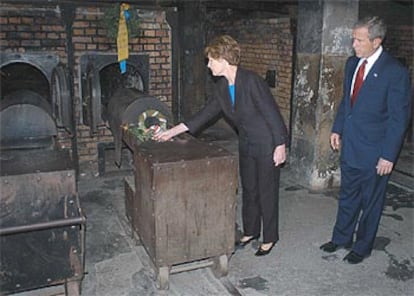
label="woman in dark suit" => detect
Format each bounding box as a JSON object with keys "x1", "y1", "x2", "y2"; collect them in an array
[{"x1": 153, "y1": 35, "x2": 288, "y2": 256}]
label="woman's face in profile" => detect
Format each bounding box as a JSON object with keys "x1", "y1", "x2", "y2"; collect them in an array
[{"x1": 207, "y1": 55, "x2": 228, "y2": 76}]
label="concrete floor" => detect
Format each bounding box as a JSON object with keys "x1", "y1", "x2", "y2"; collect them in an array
[{"x1": 13, "y1": 129, "x2": 414, "y2": 296}]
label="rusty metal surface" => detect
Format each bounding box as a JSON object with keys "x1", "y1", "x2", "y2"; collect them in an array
[
  {"x1": 106, "y1": 88, "x2": 172, "y2": 166},
  {"x1": 0, "y1": 52, "x2": 60, "y2": 85},
  {"x1": 0, "y1": 170, "x2": 76, "y2": 226},
  {"x1": 0, "y1": 149, "x2": 74, "y2": 176},
  {"x1": 123, "y1": 128, "x2": 234, "y2": 163},
  {"x1": 79, "y1": 54, "x2": 149, "y2": 93},
  {"x1": 51, "y1": 64, "x2": 73, "y2": 132},
  {"x1": 107, "y1": 88, "x2": 141, "y2": 167},
  {"x1": 0, "y1": 148, "x2": 83, "y2": 294},
  {"x1": 0, "y1": 89, "x2": 52, "y2": 113},
  {"x1": 128, "y1": 134, "x2": 238, "y2": 268},
  {"x1": 136, "y1": 136, "x2": 234, "y2": 163},
  {"x1": 0, "y1": 215, "x2": 85, "y2": 236},
  {"x1": 0, "y1": 194, "x2": 85, "y2": 294},
  {"x1": 80, "y1": 54, "x2": 150, "y2": 134},
  {"x1": 0, "y1": 90, "x2": 57, "y2": 150},
  {"x1": 84, "y1": 65, "x2": 102, "y2": 134}
]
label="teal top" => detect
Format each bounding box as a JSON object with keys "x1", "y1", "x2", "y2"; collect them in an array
[{"x1": 228, "y1": 84, "x2": 235, "y2": 106}]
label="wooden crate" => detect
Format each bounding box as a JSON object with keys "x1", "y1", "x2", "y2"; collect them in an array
[
  {"x1": 124, "y1": 175, "x2": 135, "y2": 225},
  {"x1": 124, "y1": 132, "x2": 238, "y2": 289}
]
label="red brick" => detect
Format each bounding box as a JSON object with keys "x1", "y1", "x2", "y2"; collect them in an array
[{"x1": 74, "y1": 43, "x2": 86, "y2": 50}]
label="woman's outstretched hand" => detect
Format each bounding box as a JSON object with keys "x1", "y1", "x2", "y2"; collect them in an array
[{"x1": 152, "y1": 123, "x2": 189, "y2": 142}]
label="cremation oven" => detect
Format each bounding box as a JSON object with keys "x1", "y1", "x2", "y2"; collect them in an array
[
  {"x1": 0, "y1": 52, "x2": 85, "y2": 295},
  {"x1": 80, "y1": 53, "x2": 172, "y2": 173}
]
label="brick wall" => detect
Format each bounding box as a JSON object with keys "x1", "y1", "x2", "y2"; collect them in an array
[
  {"x1": 386, "y1": 25, "x2": 414, "y2": 81},
  {"x1": 208, "y1": 16, "x2": 294, "y2": 126},
  {"x1": 387, "y1": 24, "x2": 414, "y2": 142},
  {"x1": 70, "y1": 6, "x2": 172, "y2": 163},
  {"x1": 0, "y1": 3, "x2": 172, "y2": 167}
]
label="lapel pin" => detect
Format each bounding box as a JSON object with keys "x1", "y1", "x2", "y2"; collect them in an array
[{"x1": 374, "y1": 73, "x2": 378, "y2": 77}]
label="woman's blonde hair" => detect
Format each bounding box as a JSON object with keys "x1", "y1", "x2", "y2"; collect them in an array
[{"x1": 204, "y1": 35, "x2": 241, "y2": 65}]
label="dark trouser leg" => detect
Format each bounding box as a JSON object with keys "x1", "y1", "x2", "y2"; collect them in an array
[
  {"x1": 353, "y1": 172, "x2": 389, "y2": 256},
  {"x1": 332, "y1": 163, "x2": 389, "y2": 256},
  {"x1": 257, "y1": 155, "x2": 280, "y2": 243},
  {"x1": 332, "y1": 164, "x2": 364, "y2": 246},
  {"x1": 240, "y1": 154, "x2": 261, "y2": 238},
  {"x1": 239, "y1": 153, "x2": 280, "y2": 243}
]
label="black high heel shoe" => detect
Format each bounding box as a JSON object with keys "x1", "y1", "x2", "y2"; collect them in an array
[
  {"x1": 255, "y1": 242, "x2": 275, "y2": 256},
  {"x1": 235, "y1": 235, "x2": 259, "y2": 248}
]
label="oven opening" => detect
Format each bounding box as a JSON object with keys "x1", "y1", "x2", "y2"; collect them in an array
[{"x1": 1, "y1": 62, "x2": 56, "y2": 150}]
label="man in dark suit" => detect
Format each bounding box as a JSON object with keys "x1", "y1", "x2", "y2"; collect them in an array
[
  {"x1": 320, "y1": 16, "x2": 412, "y2": 264},
  {"x1": 153, "y1": 35, "x2": 288, "y2": 256}
]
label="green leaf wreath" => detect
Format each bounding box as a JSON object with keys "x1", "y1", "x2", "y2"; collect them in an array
[{"x1": 101, "y1": 3, "x2": 141, "y2": 40}]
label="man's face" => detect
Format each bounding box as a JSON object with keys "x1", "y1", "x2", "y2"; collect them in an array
[
  {"x1": 352, "y1": 26, "x2": 381, "y2": 58},
  {"x1": 207, "y1": 55, "x2": 227, "y2": 76}
]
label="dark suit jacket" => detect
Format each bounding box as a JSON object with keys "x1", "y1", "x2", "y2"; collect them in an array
[
  {"x1": 185, "y1": 67, "x2": 288, "y2": 157},
  {"x1": 332, "y1": 51, "x2": 412, "y2": 169}
]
